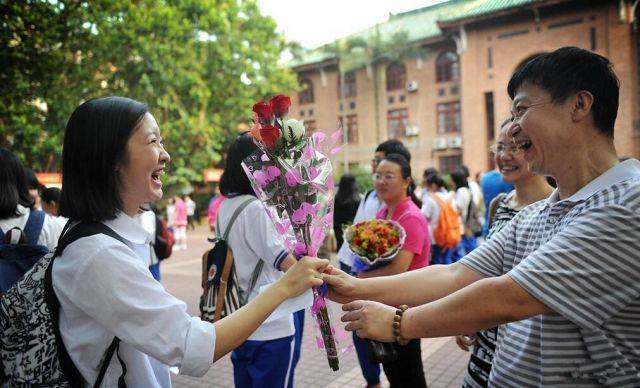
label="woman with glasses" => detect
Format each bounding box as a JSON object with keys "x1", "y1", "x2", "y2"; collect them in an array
[
  {"x1": 458, "y1": 119, "x2": 553, "y2": 388},
  {"x1": 361, "y1": 153, "x2": 428, "y2": 388}
]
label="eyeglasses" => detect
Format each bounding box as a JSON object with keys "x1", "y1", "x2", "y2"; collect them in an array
[
  {"x1": 372, "y1": 173, "x2": 399, "y2": 182},
  {"x1": 489, "y1": 143, "x2": 522, "y2": 157}
]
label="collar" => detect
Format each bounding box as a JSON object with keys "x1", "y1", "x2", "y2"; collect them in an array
[
  {"x1": 547, "y1": 159, "x2": 640, "y2": 205},
  {"x1": 378, "y1": 196, "x2": 413, "y2": 219},
  {"x1": 103, "y1": 211, "x2": 152, "y2": 245}
]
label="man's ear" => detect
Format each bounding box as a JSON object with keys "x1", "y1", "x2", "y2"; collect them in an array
[{"x1": 571, "y1": 90, "x2": 594, "y2": 122}]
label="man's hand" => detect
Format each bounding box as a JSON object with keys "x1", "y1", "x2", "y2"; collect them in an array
[
  {"x1": 455, "y1": 334, "x2": 476, "y2": 352},
  {"x1": 340, "y1": 300, "x2": 396, "y2": 342},
  {"x1": 322, "y1": 267, "x2": 360, "y2": 304}
]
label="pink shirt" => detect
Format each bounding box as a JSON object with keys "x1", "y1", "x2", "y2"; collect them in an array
[
  {"x1": 208, "y1": 195, "x2": 226, "y2": 227},
  {"x1": 376, "y1": 197, "x2": 430, "y2": 271},
  {"x1": 173, "y1": 198, "x2": 188, "y2": 227}
]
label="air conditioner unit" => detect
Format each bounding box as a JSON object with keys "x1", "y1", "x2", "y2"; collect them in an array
[
  {"x1": 407, "y1": 80, "x2": 419, "y2": 92},
  {"x1": 432, "y1": 138, "x2": 448, "y2": 150},
  {"x1": 404, "y1": 125, "x2": 420, "y2": 137},
  {"x1": 448, "y1": 136, "x2": 463, "y2": 148}
]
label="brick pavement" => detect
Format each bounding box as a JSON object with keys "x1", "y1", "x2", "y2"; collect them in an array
[{"x1": 161, "y1": 224, "x2": 469, "y2": 387}]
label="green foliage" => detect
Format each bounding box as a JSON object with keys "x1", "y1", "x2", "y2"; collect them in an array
[{"x1": 1, "y1": 0, "x2": 296, "y2": 190}]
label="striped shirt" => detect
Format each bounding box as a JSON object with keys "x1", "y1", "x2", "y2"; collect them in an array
[{"x1": 460, "y1": 159, "x2": 640, "y2": 387}]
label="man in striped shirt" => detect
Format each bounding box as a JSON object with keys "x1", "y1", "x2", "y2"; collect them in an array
[{"x1": 326, "y1": 47, "x2": 640, "y2": 386}]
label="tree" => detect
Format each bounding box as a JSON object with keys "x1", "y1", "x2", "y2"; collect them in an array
[{"x1": 1, "y1": 0, "x2": 296, "y2": 190}]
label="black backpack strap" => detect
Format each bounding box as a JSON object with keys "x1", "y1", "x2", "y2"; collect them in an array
[
  {"x1": 46, "y1": 221, "x2": 130, "y2": 387},
  {"x1": 363, "y1": 189, "x2": 374, "y2": 203},
  {"x1": 23, "y1": 210, "x2": 46, "y2": 245},
  {"x1": 93, "y1": 337, "x2": 126, "y2": 388}
]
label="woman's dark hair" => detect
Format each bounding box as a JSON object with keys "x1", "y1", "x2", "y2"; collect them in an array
[
  {"x1": 335, "y1": 174, "x2": 360, "y2": 206},
  {"x1": 425, "y1": 173, "x2": 445, "y2": 188},
  {"x1": 219, "y1": 132, "x2": 258, "y2": 196},
  {"x1": 450, "y1": 170, "x2": 469, "y2": 189},
  {"x1": 383, "y1": 153, "x2": 421, "y2": 208},
  {"x1": 41, "y1": 187, "x2": 61, "y2": 205},
  {"x1": 508, "y1": 47, "x2": 619, "y2": 138},
  {"x1": 25, "y1": 168, "x2": 42, "y2": 191},
  {"x1": 0, "y1": 149, "x2": 35, "y2": 218},
  {"x1": 375, "y1": 139, "x2": 411, "y2": 162},
  {"x1": 59, "y1": 96, "x2": 149, "y2": 221}
]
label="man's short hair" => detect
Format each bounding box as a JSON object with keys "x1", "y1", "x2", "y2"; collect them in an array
[
  {"x1": 507, "y1": 47, "x2": 619, "y2": 138},
  {"x1": 375, "y1": 140, "x2": 411, "y2": 162}
]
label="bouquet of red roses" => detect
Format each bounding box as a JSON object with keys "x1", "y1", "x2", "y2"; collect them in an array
[
  {"x1": 242, "y1": 94, "x2": 346, "y2": 371},
  {"x1": 344, "y1": 220, "x2": 406, "y2": 272}
]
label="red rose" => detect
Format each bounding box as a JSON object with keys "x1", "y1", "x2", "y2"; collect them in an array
[
  {"x1": 260, "y1": 124, "x2": 280, "y2": 149},
  {"x1": 269, "y1": 94, "x2": 291, "y2": 118},
  {"x1": 252, "y1": 101, "x2": 273, "y2": 124}
]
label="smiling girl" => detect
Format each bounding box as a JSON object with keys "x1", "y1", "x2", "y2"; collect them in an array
[{"x1": 53, "y1": 97, "x2": 328, "y2": 387}]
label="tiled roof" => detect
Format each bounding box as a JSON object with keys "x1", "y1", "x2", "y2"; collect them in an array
[{"x1": 288, "y1": 0, "x2": 540, "y2": 69}]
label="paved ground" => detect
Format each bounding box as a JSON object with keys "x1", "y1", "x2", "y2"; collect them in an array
[{"x1": 161, "y1": 224, "x2": 469, "y2": 387}]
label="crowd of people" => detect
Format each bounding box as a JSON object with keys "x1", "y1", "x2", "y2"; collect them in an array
[{"x1": 1, "y1": 46, "x2": 639, "y2": 387}]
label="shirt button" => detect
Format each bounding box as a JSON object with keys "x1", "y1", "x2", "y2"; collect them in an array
[{"x1": 548, "y1": 216, "x2": 557, "y2": 224}]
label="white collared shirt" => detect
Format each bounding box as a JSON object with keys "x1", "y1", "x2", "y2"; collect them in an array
[
  {"x1": 52, "y1": 212, "x2": 215, "y2": 387},
  {"x1": 336, "y1": 190, "x2": 382, "y2": 266},
  {"x1": 0, "y1": 205, "x2": 64, "y2": 251}
]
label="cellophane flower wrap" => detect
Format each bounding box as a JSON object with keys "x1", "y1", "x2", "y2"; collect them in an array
[
  {"x1": 241, "y1": 94, "x2": 347, "y2": 371},
  {"x1": 344, "y1": 220, "x2": 406, "y2": 273}
]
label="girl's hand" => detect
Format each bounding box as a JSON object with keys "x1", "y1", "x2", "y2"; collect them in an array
[{"x1": 276, "y1": 256, "x2": 329, "y2": 299}]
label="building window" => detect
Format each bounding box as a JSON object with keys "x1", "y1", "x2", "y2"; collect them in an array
[
  {"x1": 306, "y1": 120, "x2": 316, "y2": 133},
  {"x1": 349, "y1": 101, "x2": 356, "y2": 110},
  {"x1": 299, "y1": 78, "x2": 314, "y2": 104},
  {"x1": 386, "y1": 62, "x2": 406, "y2": 91},
  {"x1": 387, "y1": 108, "x2": 408, "y2": 138},
  {"x1": 338, "y1": 71, "x2": 357, "y2": 98},
  {"x1": 439, "y1": 155, "x2": 462, "y2": 174},
  {"x1": 590, "y1": 27, "x2": 597, "y2": 50},
  {"x1": 437, "y1": 101, "x2": 461, "y2": 133},
  {"x1": 485, "y1": 92, "x2": 495, "y2": 170},
  {"x1": 487, "y1": 47, "x2": 493, "y2": 69},
  {"x1": 436, "y1": 51, "x2": 459, "y2": 83},
  {"x1": 300, "y1": 110, "x2": 305, "y2": 117},
  {"x1": 339, "y1": 114, "x2": 358, "y2": 143}
]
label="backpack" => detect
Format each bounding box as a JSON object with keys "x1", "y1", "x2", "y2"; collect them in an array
[
  {"x1": 153, "y1": 214, "x2": 174, "y2": 261},
  {"x1": 430, "y1": 193, "x2": 462, "y2": 249},
  {"x1": 0, "y1": 222, "x2": 128, "y2": 387},
  {"x1": 464, "y1": 194, "x2": 484, "y2": 237},
  {"x1": 200, "y1": 198, "x2": 263, "y2": 323},
  {"x1": 0, "y1": 210, "x2": 50, "y2": 294}
]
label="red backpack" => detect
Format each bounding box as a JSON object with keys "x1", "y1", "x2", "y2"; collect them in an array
[{"x1": 154, "y1": 215, "x2": 174, "y2": 261}]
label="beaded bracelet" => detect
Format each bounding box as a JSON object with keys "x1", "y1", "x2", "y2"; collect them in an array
[{"x1": 392, "y1": 304, "x2": 409, "y2": 345}]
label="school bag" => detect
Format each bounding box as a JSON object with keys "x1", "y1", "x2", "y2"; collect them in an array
[
  {"x1": 430, "y1": 193, "x2": 461, "y2": 249},
  {"x1": 153, "y1": 213, "x2": 174, "y2": 261},
  {"x1": 0, "y1": 222, "x2": 128, "y2": 387},
  {"x1": 465, "y1": 194, "x2": 484, "y2": 237},
  {"x1": 0, "y1": 210, "x2": 50, "y2": 294},
  {"x1": 200, "y1": 197, "x2": 263, "y2": 323}
]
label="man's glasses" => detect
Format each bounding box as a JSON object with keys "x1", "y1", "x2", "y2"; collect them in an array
[{"x1": 489, "y1": 143, "x2": 522, "y2": 157}]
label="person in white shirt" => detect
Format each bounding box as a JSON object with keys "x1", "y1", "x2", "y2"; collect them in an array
[
  {"x1": 216, "y1": 133, "x2": 304, "y2": 388},
  {"x1": 185, "y1": 195, "x2": 196, "y2": 230},
  {"x1": 0, "y1": 149, "x2": 63, "y2": 252},
  {"x1": 451, "y1": 170, "x2": 479, "y2": 260},
  {"x1": 137, "y1": 207, "x2": 161, "y2": 280},
  {"x1": 51, "y1": 96, "x2": 328, "y2": 387}
]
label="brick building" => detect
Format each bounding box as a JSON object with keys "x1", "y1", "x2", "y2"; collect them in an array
[{"x1": 288, "y1": 0, "x2": 640, "y2": 178}]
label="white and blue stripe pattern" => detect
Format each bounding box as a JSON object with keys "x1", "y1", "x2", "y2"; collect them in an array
[{"x1": 461, "y1": 159, "x2": 640, "y2": 387}]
